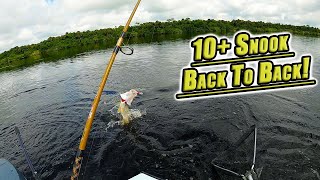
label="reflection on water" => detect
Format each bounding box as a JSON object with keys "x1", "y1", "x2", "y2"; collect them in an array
[{"x1": 0, "y1": 37, "x2": 319, "y2": 179}]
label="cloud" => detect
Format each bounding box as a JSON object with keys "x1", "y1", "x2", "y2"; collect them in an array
[{"x1": 0, "y1": 0, "x2": 319, "y2": 52}]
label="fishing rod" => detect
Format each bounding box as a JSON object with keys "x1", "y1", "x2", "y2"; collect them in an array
[
  {"x1": 71, "y1": 0, "x2": 142, "y2": 179},
  {"x1": 15, "y1": 127, "x2": 40, "y2": 180}
]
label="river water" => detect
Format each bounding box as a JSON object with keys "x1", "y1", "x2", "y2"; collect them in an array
[{"x1": 0, "y1": 37, "x2": 320, "y2": 180}]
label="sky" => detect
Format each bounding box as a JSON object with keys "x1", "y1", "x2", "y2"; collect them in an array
[{"x1": 1, "y1": 0, "x2": 319, "y2": 52}]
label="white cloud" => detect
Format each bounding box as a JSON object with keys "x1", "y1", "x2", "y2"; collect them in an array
[{"x1": 0, "y1": 0, "x2": 319, "y2": 52}]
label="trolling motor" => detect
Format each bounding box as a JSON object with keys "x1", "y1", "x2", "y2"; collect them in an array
[{"x1": 212, "y1": 125, "x2": 262, "y2": 180}]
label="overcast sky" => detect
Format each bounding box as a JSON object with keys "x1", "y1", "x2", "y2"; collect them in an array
[{"x1": 1, "y1": 0, "x2": 319, "y2": 52}]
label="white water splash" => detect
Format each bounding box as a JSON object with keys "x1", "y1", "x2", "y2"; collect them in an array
[
  {"x1": 129, "y1": 108, "x2": 147, "y2": 119},
  {"x1": 106, "y1": 104, "x2": 146, "y2": 132},
  {"x1": 105, "y1": 120, "x2": 121, "y2": 132}
]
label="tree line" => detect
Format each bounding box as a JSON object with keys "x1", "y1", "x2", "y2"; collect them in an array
[{"x1": 0, "y1": 18, "x2": 319, "y2": 71}]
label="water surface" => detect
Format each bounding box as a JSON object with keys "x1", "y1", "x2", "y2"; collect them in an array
[{"x1": 0, "y1": 37, "x2": 320, "y2": 179}]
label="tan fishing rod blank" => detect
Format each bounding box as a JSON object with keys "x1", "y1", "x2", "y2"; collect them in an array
[{"x1": 71, "y1": 0, "x2": 141, "y2": 179}]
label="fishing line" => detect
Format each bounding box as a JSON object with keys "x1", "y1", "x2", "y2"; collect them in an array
[
  {"x1": 82, "y1": 108, "x2": 119, "y2": 178},
  {"x1": 81, "y1": 130, "x2": 96, "y2": 178},
  {"x1": 213, "y1": 164, "x2": 243, "y2": 177},
  {"x1": 150, "y1": 25, "x2": 156, "y2": 43},
  {"x1": 120, "y1": 31, "x2": 134, "y2": 55},
  {"x1": 81, "y1": 112, "x2": 103, "y2": 178},
  {"x1": 251, "y1": 126, "x2": 257, "y2": 170},
  {"x1": 125, "y1": 30, "x2": 132, "y2": 45}
]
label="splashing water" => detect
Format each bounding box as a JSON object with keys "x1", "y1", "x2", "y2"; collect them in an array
[
  {"x1": 105, "y1": 121, "x2": 121, "y2": 132},
  {"x1": 129, "y1": 108, "x2": 147, "y2": 119},
  {"x1": 106, "y1": 104, "x2": 146, "y2": 132}
]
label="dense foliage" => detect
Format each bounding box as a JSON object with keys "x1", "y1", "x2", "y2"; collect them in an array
[{"x1": 1, "y1": 18, "x2": 319, "y2": 71}]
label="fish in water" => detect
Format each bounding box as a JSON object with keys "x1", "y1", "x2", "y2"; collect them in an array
[{"x1": 118, "y1": 89, "x2": 142, "y2": 125}]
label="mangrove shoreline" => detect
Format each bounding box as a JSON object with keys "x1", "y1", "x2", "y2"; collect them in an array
[{"x1": 0, "y1": 18, "x2": 319, "y2": 72}]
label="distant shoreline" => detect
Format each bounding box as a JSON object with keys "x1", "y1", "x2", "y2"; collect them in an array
[{"x1": 0, "y1": 18, "x2": 319, "y2": 72}]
